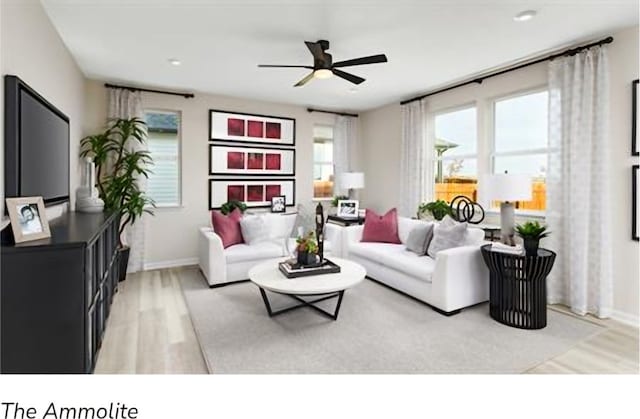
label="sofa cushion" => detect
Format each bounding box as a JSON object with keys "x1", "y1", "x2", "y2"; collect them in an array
[
  {"x1": 224, "y1": 241, "x2": 283, "y2": 264},
  {"x1": 397, "y1": 217, "x2": 432, "y2": 244},
  {"x1": 266, "y1": 213, "x2": 297, "y2": 240},
  {"x1": 361, "y1": 208, "x2": 401, "y2": 244},
  {"x1": 349, "y1": 242, "x2": 435, "y2": 282},
  {"x1": 427, "y1": 215, "x2": 468, "y2": 258},
  {"x1": 211, "y1": 208, "x2": 244, "y2": 248},
  {"x1": 405, "y1": 224, "x2": 434, "y2": 255},
  {"x1": 240, "y1": 214, "x2": 270, "y2": 245}
]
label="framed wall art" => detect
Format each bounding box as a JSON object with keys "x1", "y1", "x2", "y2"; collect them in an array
[
  {"x1": 633, "y1": 165, "x2": 639, "y2": 241},
  {"x1": 209, "y1": 109, "x2": 295, "y2": 146},
  {"x1": 209, "y1": 144, "x2": 295, "y2": 176},
  {"x1": 633, "y1": 79, "x2": 639, "y2": 156},
  {"x1": 209, "y1": 179, "x2": 295, "y2": 210},
  {"x1": 5, "y1": 196, "x2": 51, "y2": 243}
]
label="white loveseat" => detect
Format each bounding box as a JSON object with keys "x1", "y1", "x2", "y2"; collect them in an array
[
  {"x1": 199, "y1": 213, "x2": 342, "y2": 287},
  {"x1": 344, "y1": 217, "x2": 489, "y2": 315}
]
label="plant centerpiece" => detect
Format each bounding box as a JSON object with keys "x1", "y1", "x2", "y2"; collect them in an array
[
  {"x1": 295, "y1": 231, "x2": 319, "y2": 266},
  {"x1": 418, "y1": 200, "x2": 453, "y2": 221},
  {"x1": 80, "y1": 117, "x2": 155, "y2": 281},
  {"x1": 515, "y1": 221, "x2": 550, "y2": 256},
  {"x1": 220, "y1": 200, "x2": 247, "y2": 215}
]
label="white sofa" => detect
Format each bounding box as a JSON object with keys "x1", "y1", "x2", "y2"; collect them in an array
[
  {"x1": 344, "y1": 217, "x2": 489, "y2": 315},
  {"x1": 199, "y1": 213, "x2": 342, "y2": 287}
]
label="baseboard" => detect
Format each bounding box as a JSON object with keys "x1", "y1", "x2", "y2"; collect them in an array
[
  {"x1": 610, "y1": 310, "x2": 640, "y2": 327},
  {"x1": 143, "y1": 257, "x2": 199, "y2": 271}
]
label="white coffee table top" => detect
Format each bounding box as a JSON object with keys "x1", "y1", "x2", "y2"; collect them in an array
[{"x1": 248, "y1": 257, "x2": 366, "y2": 295}]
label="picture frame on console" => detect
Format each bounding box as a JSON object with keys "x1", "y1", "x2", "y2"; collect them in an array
[
  {"x1": 6, "y1": 196, "x2": 51, "y2": 243},
  {"x1": 337, "y1": 199, "x2": 359, "y2": 218},
  {"x1": 209, "y1": 109, "x2": 296, "y2": 147}
]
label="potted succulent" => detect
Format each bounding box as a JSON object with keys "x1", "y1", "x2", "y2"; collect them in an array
[
  {"x1": 515, "y1": 221, "x2": 550, "y2": 256},
  {"x1": 418, "y1": 200, "x2": 453, "y2": 221},
  {"x1": 296, "y1": 231, "x2": 319, "y2": 266},
  {"x1": 80, "y1": 117, "x2": 155, "y2": 281},
  {"x1": 220, "y1": 200, "x2": 247, "y2": 215}
]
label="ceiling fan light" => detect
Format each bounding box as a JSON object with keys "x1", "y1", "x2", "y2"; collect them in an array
[{"x1": 314, "y1": 69, "x2": 333, "y2": 79}]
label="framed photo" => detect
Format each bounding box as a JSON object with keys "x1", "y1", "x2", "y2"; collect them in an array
[
  {"x1": 209, "y1": 144, "x2": 295, "y2": 176},
  {"x1": 633, "y1": 80, "x2": 639, "y2": 156},
  {"x1": 337, "y1": 200, "x2": 359, "y2": 218},
  {"x1": 6, "y1": 196, "x2": 51, "y2": 243},
  {"x1": 209, "y1": 109, "x2": 295, "y2": 146},
  {"x1": 271, "y1": 196, "x2": 286, "y2": 213},
  {"x1": 209, "y1": 179, "x2": 295, "y2": 210},
  {"x1": 633, "y1": 165, "x2": 639, "y2": 241}
]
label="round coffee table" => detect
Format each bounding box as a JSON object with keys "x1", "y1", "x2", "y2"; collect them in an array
[{"x1": 248, "y1": 257, "x2": 366, "y2": 320}]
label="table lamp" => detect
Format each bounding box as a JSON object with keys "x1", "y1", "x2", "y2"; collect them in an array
[
  {"x1": 482, "y1": 172, "x2": 532, "y2": 245},
  {"x1": 340, "y1": 172, "x2": 365, "y2": 200}
]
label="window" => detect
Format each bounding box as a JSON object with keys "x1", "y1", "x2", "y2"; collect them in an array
[
  {"x1": 434, "y1": 106, "x2": 478, "y2": 203},
  {"x1": 313, "y1": 125, "x2": 334, "y2": 199},
  {"x1": 144, "y1": 110, "x2": 181, "y2": 207},
  {"x1": 492, "y1": 90, "x2": 549, "y2": 212}
]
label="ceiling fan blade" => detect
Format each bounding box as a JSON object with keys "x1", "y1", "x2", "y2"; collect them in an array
[
  {"x1": 294, "y1": 71, "x2": 315, "y2": 87},
  {"x1": 305, "y1": 41, "x2": 324, "y2": 59},
  {"x1": 332, "y1": 69, "x2": 365, "y2": 85},
  {"x1": 258, "y1": 64, "x2": 314, "y2": 68},
  {"x1": 332, "y1": 54, "x2": 388, "y2": 68}
]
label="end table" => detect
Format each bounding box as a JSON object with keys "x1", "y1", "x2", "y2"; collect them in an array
[{"x1": 480, "y1": 244, "x2": 556, "y2": 329}]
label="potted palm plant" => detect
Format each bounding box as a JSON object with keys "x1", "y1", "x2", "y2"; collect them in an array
[
  {"x1": 80, "y1": 117, "x2": 155, "y2": 281},
  {"x1": 515, "y1": 221, "x2": 550, "y2": 256}
]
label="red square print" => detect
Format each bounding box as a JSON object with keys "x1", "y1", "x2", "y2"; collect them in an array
[
  {"x1": 247, "y1": 153, "x2": 264, "y2": 170},
  {"x1": 265, "y1": 153, "x2": 281, "y2": 170},
  {"x1": 265, "y1": 122, "x2": 281, "y2": 139},
  {"x1": 227, "y1": 152, "x2": 245, "y2": 169},
  {"x1": 247, "y1": 185, "x2": 264, "y2": 202},
  {"x1": 227, "y1": 118, "x2": 245, "y2": 136},
  {"x1": 265, "y1": 185, "x2": 281, "y2": 201},
  {"x1": 247, "y1": 120, "x2": 264, "y2": 138},
  {"x1": 227, "y1": 185, "x2": 245, "y2": 202}
]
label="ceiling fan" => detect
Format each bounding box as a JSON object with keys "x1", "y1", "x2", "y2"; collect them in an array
[{"x1": 258, "y1": 40, "x2": 388, "y2": 87}]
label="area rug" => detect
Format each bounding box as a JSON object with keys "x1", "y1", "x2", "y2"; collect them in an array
[{"x1": 179, "y1": 267, "x2": 603, "y2": 374}]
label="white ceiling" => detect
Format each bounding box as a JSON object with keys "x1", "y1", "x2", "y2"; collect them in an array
[{"x1": 41, "y1": 0, "x2": 638, "y2": 112}]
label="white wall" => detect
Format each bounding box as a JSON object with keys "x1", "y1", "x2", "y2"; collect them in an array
[
  {"x1": 0, "y1": 0, "x2": 86, "y2": 214},
  {"x1": 360, "y1": 25, "x2": 640, "y2": 324},
  {"x1": 84, "y1": 80, "x2": 338, "y2": 267}
]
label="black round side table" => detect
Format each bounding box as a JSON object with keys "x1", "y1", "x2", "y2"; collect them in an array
[{"x1": 480, "y1": 244, "x2": 556, "y2": 329}]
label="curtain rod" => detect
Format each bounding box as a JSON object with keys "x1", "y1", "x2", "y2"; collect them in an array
[
  {"x1": 307, "y1": 108, "x2": 358, "y2": 118},
  {"x1": 400, "y1": 36, "x2": 614, "y2": 106},
  {"x1": 104, "y1": 83, "x2": 195, "y2": 99}
]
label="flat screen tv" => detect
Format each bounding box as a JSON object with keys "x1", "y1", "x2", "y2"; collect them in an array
[{"x1": 4, "y1": 75, "x2": 70, "y2": 206}]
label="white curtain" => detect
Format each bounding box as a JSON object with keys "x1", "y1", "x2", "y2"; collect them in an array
[
  {"x1": 546, "y1": 46, "x2": 612, "y2": 318},
  {"x1": 400, "y1": 99, "x2": 433, "y2": 217},
  {"x1": 333, "y1": 115, "x2": 360, "y2": 196},
  {"x1": 108, "y1": 88, "x2": 147, "y2": 273}
]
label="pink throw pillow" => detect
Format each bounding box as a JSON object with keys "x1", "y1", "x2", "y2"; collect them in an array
[
  {"x1": 211, "y1": 208, "x2": 244, "y2": 248},
  {"x1": 361, "y1": 208, "x2": 401, "y2": 244}
]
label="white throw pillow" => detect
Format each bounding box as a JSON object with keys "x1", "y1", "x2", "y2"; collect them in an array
[
  {"x1": 239, "y1": 214, "x2": 270, "y2": 245},
  {"x1": 427, "y1": 215, "x2": 468, "y2": 258},
  {"x1": 266, "y1": 213, "x2": 297, "y2": 240}
]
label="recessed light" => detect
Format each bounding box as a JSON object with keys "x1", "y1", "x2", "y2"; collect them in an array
[
  {"x1": 513, "y1": 10, "x2": 537, "y2": 22},
  {"x1": 348, "y1": 88, "x2": 358, "y2": 94},
  {"x1": 168, "y1": 58, "x2": 182, "y2": 66}
]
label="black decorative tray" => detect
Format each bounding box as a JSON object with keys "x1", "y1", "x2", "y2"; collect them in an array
[{"x1": 278, "y1": 258, "x2": 341, "y2": 278}]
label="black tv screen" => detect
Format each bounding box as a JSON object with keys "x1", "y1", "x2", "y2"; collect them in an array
[{"x1": 5, "y1": 75, "x2": 70, "y2": 206}]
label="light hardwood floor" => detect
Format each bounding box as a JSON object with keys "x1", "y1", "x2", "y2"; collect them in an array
[{"x1": 95, "y1": 267, "x2": 639, "y2": 374}]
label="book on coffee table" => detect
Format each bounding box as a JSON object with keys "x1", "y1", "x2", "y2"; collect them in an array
[{"x1": 278, "y1": 258, "x2": 341, "y2": 278}]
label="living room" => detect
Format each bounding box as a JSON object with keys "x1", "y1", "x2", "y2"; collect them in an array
[{"x1": 0, "y1": 0, "x2": 638, "y2": 416}]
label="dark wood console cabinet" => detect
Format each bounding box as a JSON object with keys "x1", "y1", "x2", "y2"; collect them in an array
[{"x1": 1, "y1": 211, "x2": 120, "y2": 373}]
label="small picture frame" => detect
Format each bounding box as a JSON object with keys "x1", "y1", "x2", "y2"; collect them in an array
[
  {"x1": 270, "y1": 195, "x2": 286, "y2": 213},
  {"x1": 6, "y1": 196, "x2": 51, "y2": 243},
  {"x1": 337, "y1": 200, "x2": 359, "y2": 218}
]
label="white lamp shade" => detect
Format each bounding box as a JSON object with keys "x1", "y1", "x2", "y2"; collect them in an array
[
  {"x1": 481, "y1": 173, "x2": 532, "y2": 202},
  {"x1": 340, "y1": 172, "x2": 365, "y2": 190}
]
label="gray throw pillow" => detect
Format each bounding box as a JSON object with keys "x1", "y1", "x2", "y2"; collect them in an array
[
  {"x1": 427, "y1": 216, "x2": 468, "y2": 258},
  {"x1": 405, "y1": 224, "x2": 434, "y2": 256}
]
